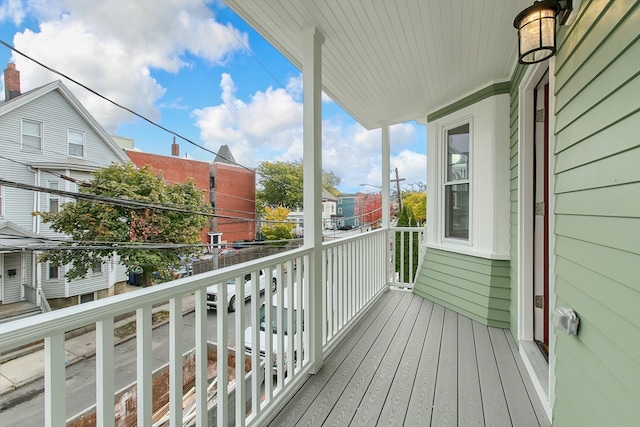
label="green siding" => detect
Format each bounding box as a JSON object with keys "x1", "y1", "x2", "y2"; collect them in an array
[
  {"x1": 552, "y1": 1, "x2": 640, "y2": 426},
  {"x1": 413, "y1": 248, "x2": 511, "y2": 328}
]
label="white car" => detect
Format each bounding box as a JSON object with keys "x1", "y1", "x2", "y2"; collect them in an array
[
  {"x1": 206, "y1": 269, "x2": 277, "y2": 312},
  {"x1": 244, "y1": 287, "x2": 301, "y2": 376}
]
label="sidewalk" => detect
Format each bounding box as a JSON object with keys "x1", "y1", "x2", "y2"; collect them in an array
[{"x1": 0, "y1": 292, "x2": 196, "y2": 396}]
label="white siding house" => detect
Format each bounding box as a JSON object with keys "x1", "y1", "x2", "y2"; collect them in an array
[{"x1": 0, "y1": 65, "x2": 129, "y2": 308}]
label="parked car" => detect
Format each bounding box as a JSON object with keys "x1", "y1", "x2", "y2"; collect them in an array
[
  {"x1": 218, "y1": 247, "x2": 239, "y2": 257},
  {"x1": 337, "y1": 224, "x2": 353, "y2": 230},
  {"x1": 244, "y1": 287, "x2": 302, "y2": 376},
  {"x1": 206, "y1": 269, "x2": 277, "y2": 312}
]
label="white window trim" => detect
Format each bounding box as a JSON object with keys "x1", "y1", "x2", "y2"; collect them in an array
[
  {"x1": 0, "y1": 182, "x2": 4, "y2": 217},
  {"x1": 22, "y1": 119, "x2": 43, "y2": 152},
  {"x1": 68, "y1": 128, "x2": 85, "y2": 158},
  {"x1": 442, "y1": 118, "x2": 473, "y2": 245}
]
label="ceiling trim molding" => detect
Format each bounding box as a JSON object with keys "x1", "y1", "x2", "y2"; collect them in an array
[{"x1": 427, "y1": 82, "x2": 511, "y2": 122}]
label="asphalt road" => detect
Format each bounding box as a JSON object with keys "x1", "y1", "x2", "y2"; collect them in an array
[{"x1": 0, "y1": 295, "x2": 266, "y2": 426}]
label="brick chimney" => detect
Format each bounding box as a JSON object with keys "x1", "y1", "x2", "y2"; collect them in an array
[
  {"x1": 4, "y1": 63, "x2": 21, "y2": 101},
  {"x1": 171, "y1": 136, "x2": 179, "y2": 157}
]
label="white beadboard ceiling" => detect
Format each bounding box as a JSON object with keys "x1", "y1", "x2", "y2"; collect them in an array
[{"x1": 224, "y1": 0, "x2": 532, "y2": 130}]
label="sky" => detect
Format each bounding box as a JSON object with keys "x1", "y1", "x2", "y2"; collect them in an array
[{"x1": 0, "y1": 0, "x2": 427, "y2": 194}]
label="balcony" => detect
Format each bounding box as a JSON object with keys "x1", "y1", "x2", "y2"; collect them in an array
[{"x1": 0, "y1": 227, "x2": 548, "y2": 426}]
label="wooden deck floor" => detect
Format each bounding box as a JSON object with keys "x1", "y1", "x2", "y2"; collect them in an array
[{"x1": 270, "y1": 290, "x2": 550, "y2": 427}]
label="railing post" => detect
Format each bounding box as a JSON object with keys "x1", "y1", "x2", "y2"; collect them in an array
[
  {"x1": 44, "y1": 333, "x2": 65, "y2": 427},
  {"x1": 96, "y1": 318, "x2": 115, "y2": 427},
  {"x1": 302, "y1": 26, "x2": 324, "y2": 374}
]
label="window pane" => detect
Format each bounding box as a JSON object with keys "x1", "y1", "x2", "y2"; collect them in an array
[
  {"x1": 69, "y1": 130, "x2": 84, "y2": 157},
  {"x1": 49, "y1": 264, "x2": 59, "y2": 279},
  {"x1": 447, "y1": 123, "x2": 469, "y2": 182},
  {"x1": 23, "y1": 135, "x2": 42, "y2": 150},
  {"x1": 23, "y1": 120, "x2": 41, "y2": 136},
  {"x1": 49, "y1": 182, "x2": 59, "y2": 213},
  {"x1": 445, "y1": 183, "x2": 469, "y2": 239}
]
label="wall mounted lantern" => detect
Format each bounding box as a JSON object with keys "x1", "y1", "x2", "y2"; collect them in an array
[{"x1": 513, "y1": 0, "x2": 573, "y2": 64}]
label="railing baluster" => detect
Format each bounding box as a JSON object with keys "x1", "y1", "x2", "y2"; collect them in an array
[
  {"x1": 286, "y1": 261, "x2": 295, "y2": 380},
  {"x1": 295, "y1": 258, "x2": 304, "y2": 372},
  {"x1": 217, "y1": 281, "x2": 228, "y2": 427},
  {"x1": 250, "y1": 268, "x2": 261, "y2": 418},
  {"x1": 44, "y1": 332, "x2": 65, "y2": 427},
  {"x1": 96, "y1": 317, "x2": 115, "y2": 427},
  {"x1": 169, "y1": 296, "x2": 183, "y2": 427},
  {"x1": 275, "y1": 270, "x2": 285, "y2": 390},
  {"x1": 235, "y1": 273, "x2": 247, "y2": 427},
  {"x1": 322, "y1": 249, "x2": 328, "y2": 344},
  {"x1": 136, "y1": 305, "x2": 152, "y2": 427}
]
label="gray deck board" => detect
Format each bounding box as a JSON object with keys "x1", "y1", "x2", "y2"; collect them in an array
[
  {"x1": 403, "y1": 302, "x2": 445, "y2": 427},
  {"x1": 489, "y1": 328, "x2": 542, "y2": 426},
  {"x1": 458, "y1": 315, "x2": 484, "y2": 427},
  {"x1": 377, "y1": 298, "x2": 433, "y2": 427},
  {"x1": 321, "y1": 292, "x2": 414, "y2": 426},
  {"x1": 351, "y1": 294, "x2": 423, "y2": 426},
  {"x1": 267, "y1": 292, "x2": 551, "y2": 427},
  {"x1": 271, "y1": 291, "x2": 403, "y2": 426}
]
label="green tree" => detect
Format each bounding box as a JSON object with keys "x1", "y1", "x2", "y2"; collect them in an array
[
  {"x1": 395, "y1": 206, "x2": 419, "y2": 283},
  {"x1": 402, "y1": 191, "x2": 427, "y2": 225},
  {"x1": 38, "y1": 163, "x2": 210, "y2": 287},
  {"x1": 256, "y1": 160, "x2": 341, "y2": 211},
  {"x1": 260, "y1": 206, "x2": 296, "y2": 245}
]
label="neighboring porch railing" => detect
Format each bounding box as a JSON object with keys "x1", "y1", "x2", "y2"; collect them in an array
[{"x1": 0, "y1": 229, "x2": 398, "y2": 427}]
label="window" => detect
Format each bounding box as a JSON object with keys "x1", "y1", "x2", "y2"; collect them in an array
[
  {"x1": 210, "y1": 176, "x2": 216, "y2": 189},
  {"x1": 49, "y1": 182, "x2": 59, "y2": 213},
  {"x1": 48, "y1": 263, "x2": 59, "y2": 280},
  {"x1": 93, "y1": 259, "x2": 103, "y2": 275},
  {"x1": 80, "y1": 293, "x2": 95, "y2": 303},
  {"x1": 0, "y1": 184, "x2": 3, "y2": 217},
  {"x1": 22, "y1": 119, "x2": 42, "y2": 151},
  {"x1": 338, "y1": 198, "x2": 343, "y2": 204},
  {"x1": 444, "y1": 123, "x2": 470, "y2": 240},
  {"x1": 337, "y1": 207, "x2": 343, "y2": 215},
  {"x1": 68, "y1": 129, "x2": 84, "y2": 157}
]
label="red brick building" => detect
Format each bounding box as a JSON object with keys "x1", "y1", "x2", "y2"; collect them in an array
[
  {"x1": 125, "y1": 141, "x2": 211, "y2": 245},
  {"x1": 210, "y1": 145, "x2": 256, "y2": 243}
]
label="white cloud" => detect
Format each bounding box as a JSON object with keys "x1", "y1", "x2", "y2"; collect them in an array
[
  {"x1": 0, "y1": 0, "x2": 26, "y2": 25},
  {"x1": 194, "y1": 73, "x2": 426, "y2": 192},
  {"x1": 194, "y1": 73, "x2": 303, "y2": 166},
  {"x1": 6, "y1": 0, "x2": 248, "y2": 132}
]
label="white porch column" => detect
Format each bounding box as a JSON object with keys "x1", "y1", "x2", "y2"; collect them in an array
[
  {"x1": 382, "y1": 125, "x2": 391, "y2": 229},
  {"x1": 302, "y1": 26, "x2": 324, "y2": 374}
]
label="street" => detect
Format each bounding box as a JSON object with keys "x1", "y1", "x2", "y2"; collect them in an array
[{"x1": 0, "y1": 294, "x2": 266, "y2": 426}]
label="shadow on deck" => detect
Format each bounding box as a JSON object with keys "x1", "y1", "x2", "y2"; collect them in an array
[{"x1": 271, "y1": 291, "x2": 550, "y2": 426}]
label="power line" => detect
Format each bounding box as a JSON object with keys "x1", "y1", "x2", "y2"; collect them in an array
[{"x1": 0, "y1": 39, "x2": 306, "y2": 195}]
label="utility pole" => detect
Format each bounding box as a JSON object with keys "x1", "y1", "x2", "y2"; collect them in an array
[{"x1": 391, "y1": 167, "x2": 405, "y2": 212}]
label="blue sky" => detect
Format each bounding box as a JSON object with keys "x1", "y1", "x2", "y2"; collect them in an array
[{"x1": 0, "y1": 0, "x2": 426, "y2": 193}]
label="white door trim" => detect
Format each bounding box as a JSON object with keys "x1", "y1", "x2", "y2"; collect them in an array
[{"x1": 516, "y1": 58, "x2": 558, "y2": 421}]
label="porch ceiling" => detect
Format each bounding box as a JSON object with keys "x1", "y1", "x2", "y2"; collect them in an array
[{"x1": 223, "y1": 0, "x2": 531, "y2": 130}]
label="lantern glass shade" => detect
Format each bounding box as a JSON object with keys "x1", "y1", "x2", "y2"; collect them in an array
[{"x1": 514, "y1": 1, "x2": 560, "y2": 64}]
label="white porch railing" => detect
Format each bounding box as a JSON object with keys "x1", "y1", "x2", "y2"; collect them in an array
[
  {"x1": 0, "y1": 228, "x2": 411, "y2": 426},
  {"x1": 389, "y1": 226, "x2": 426, "y2": 289}
]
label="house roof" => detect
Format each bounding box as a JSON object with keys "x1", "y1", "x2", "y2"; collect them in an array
[
  {"x1": 0, "y1": 221, "x2": 48, "y2": 253},
  {"x1": 213, "y1": 144, "x2": 238, "y2": 165},
  {"x1": 223, "y1": 0, "x2": 532, "y2": 129},
  {"x1": 0, "y1": 80, "x2": 129, "y2": 163}
]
